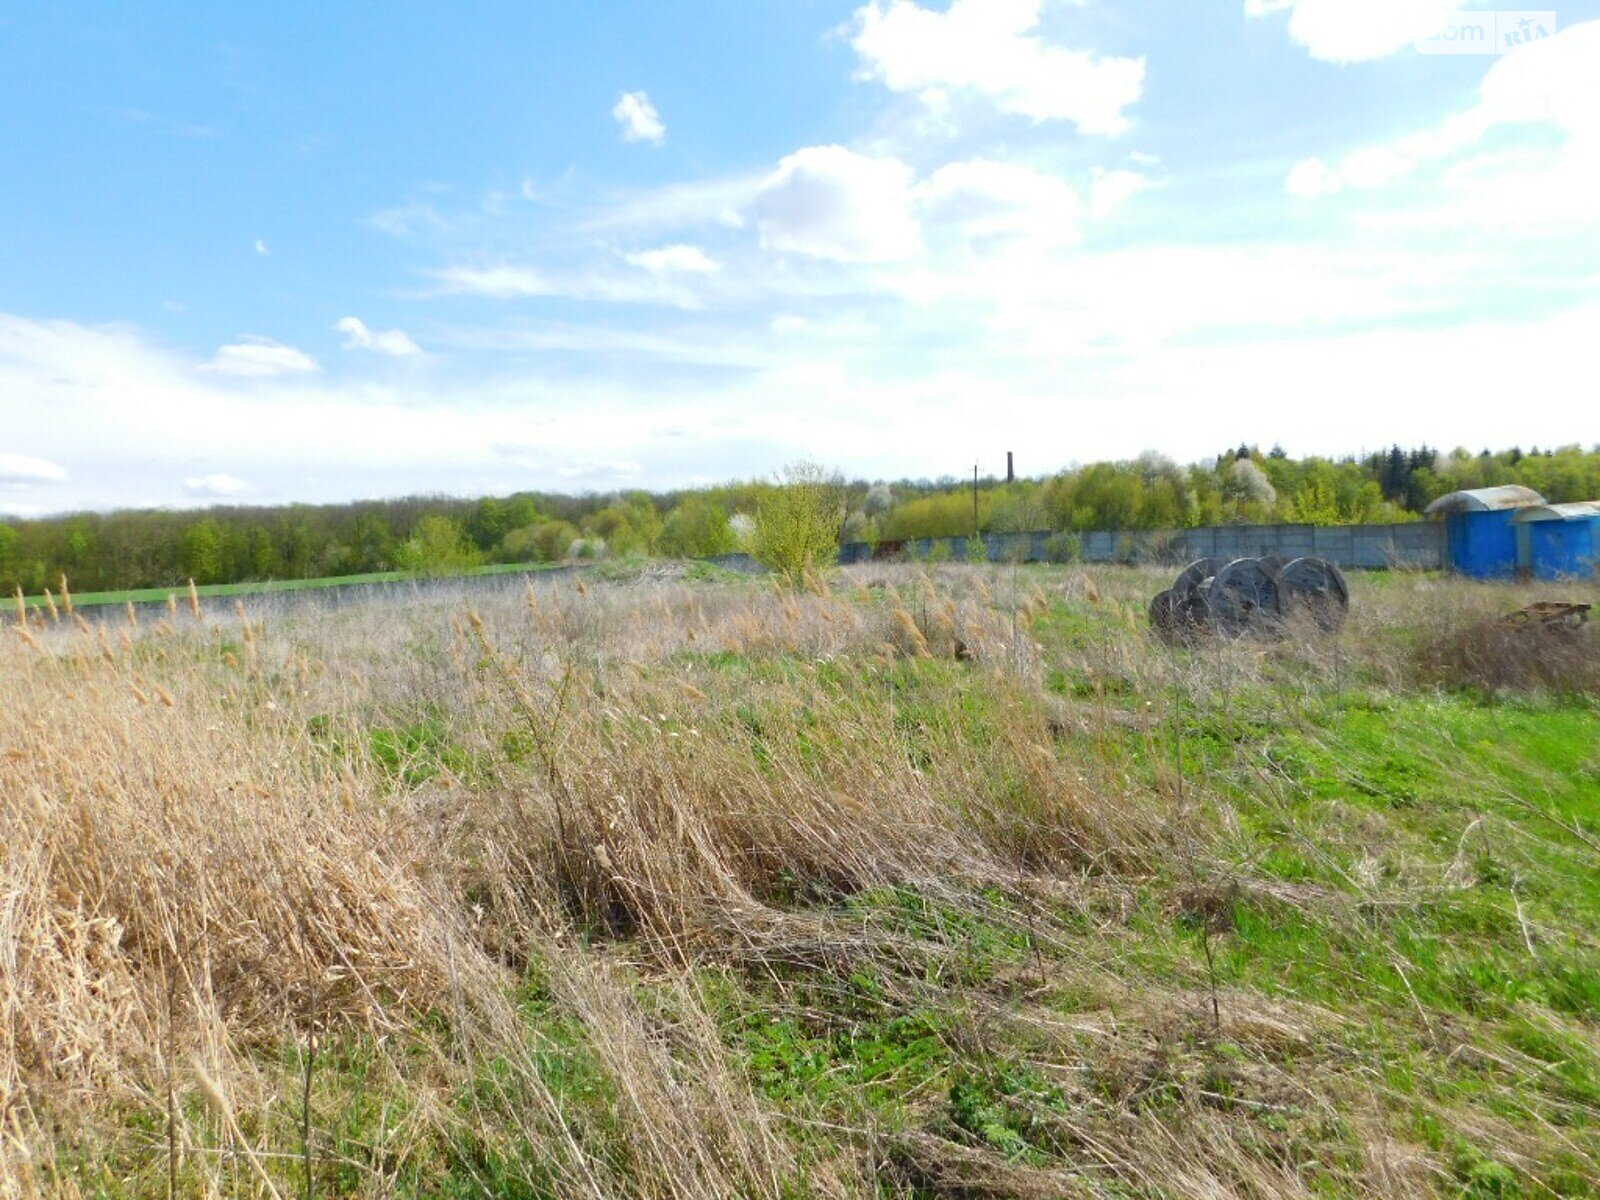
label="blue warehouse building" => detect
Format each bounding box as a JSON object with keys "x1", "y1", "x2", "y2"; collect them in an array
[
  {"x1": 1511, "y1": 502, "x2": 1600, "y2": 581},
  {"x1": 1424, "y1": 486, "x2": 1547, "y2": 579}
]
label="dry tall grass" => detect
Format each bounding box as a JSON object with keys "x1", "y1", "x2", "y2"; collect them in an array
[
  {"x1": 2, "y1": 562, "x2": 1596, "y2": 1197},
  {"x1": 2, "y1": 567, "x2": 1117, "y2": 1197}
]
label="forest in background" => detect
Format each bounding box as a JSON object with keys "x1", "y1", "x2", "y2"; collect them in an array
[{"x1": 4, "y1": 443, "x2": 1599, "y2": 594}]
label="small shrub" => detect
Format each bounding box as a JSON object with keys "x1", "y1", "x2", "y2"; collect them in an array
[{"x1": 1043, "y1": 532, "x2": 1081, "y2": 564}]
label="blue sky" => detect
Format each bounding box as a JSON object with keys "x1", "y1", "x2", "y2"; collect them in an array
[{"x1": 3, "y1": 1, "x2": 1598, "y2": 513}]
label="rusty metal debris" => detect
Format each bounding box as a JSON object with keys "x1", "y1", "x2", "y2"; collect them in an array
[
  {"x1": 1501, "y1": 600, "x2": 1591, "y2": 630},
  {"x1": 1150, "y1": 556, "x2": 1349, "y2": 643}
]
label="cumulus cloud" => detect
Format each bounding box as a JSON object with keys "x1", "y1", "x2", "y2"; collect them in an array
[
  {"x1": 746, "y1": 150, "x2": 1140, "y2": 268},
  {"x1": 183, "y1": 473, "x2": 250, "y2": 497},
  {"x1": 1284, "y1": 21, "x2": 1600, "y2": 201},
  {"x1": 0, "y1": 452, "x2": 68, "y2": 482},
  {"x1": 202, "y1": 336, "x2": 320, "y2": 377},
  {"x1": 1246, "y1": 0, "x2": 1468, "y2": 63},
  {"x1": 254, "y1": 238, "x2": 269, "y2": 255},
  {"x1": 850, "y1": 0, "x2": 1145, "y2": 134},
  {"x1": 613, "y1": 91, "x2": 665, "y2": 144},
  {"x1": 625, "y1": 244, "x2": 721, "y2": 273},
  {"x1": 752, "y1": 145, "x2": 922, "y2": 262},
  {"x1": 335, "y1": 316, "x2": 423, "y2": 357}
]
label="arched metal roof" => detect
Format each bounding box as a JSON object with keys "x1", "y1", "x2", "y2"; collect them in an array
[
  {"x1": 1424, "y1": 485, "x2": 1547, "y2": 516},
  {"x1": 1510, "y1": 501, "x2": 1600, "y2": 523}
]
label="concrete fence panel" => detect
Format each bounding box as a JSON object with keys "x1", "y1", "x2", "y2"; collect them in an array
[{"x1": 836, "y1": 521, "x2": 1442, "y2": 570}]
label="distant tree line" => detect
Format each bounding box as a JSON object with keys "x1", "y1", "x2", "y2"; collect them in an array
[{"x1": 3, "y1": 444, "x2": 1598, "y2": 595}]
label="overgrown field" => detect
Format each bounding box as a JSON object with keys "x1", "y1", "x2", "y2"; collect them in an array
[{"x1": 3, "y1": 564, "x2": 1598, "y2": 1198}]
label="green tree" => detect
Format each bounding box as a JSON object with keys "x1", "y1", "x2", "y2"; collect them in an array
[
  {"x1": 468, "y1": 496, "x2": 532, "y2": 552},
  {"x1": 345, "y1": 512, "x2": 396, "y2": 573},
  {"x1": 585, "y1": 494, "x2": 662, "y2": 557},
  {"x1": 880, "y1": 491, "x2": 995, "y2": 539},
  {"x1": 246, "y1": 525, "x2": 281, "y2": 578},
  {"x1": 0, "y1": 524, "x2": 17, "y2": 584},
  {"x1": 751, "y1": 462, "x2": 844, "y2": 586},
  {"x1": 396, "y1": 515, "x2": 480, "y2": 576},
  {"x1": 63, "y1": 521, "x2": 93, "y2": 571},
  {"x1": 180, "y1": 519, "x2": 226, "y2": 584},
  {"x1": 500, "y1": 520, "x2": 578, "y2": 562},
  {"x1": 658, "y1": 495, "x2": 737, "y2": 558},
  {"x1": 1221, "y1": 458, "x2": 1277, "y2": 523}
]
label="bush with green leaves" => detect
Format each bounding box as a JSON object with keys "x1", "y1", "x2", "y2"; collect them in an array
[
  {"x1": 500, "y1": 520, "x2": 579, "y2": 563},
  {"x1": 583, "y1": 494, "x2": 662, "y2": 557},
  {"x1": 751, "y1": 461, "x2": 844, "y2": 586},
  {"x1": 396, "y1": 515, "x2": 480, "y2": 576},
  {"x1": 658, "y1": 495, "x2": 738, "y2": 559},
  {"x1": 1043, "y1": 531, "x2": 1081, "y2": 564}
]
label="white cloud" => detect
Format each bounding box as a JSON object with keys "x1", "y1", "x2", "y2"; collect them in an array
[
  {"x1": 183, "y1": 473, "x2": 250, "y2": 497},
  {"x1": 625, "y1": 244, "x2": 721, "y2": 273},
  {"x1": 0, "y1": 452, "x2": 68, "y2": 482},
  {"x1": 201, "y1": 336, "x2": 320, "y2": 377},
  {"x1": 982, "y1": 243, "x2": 1447, "y2": 352},
  {"x1": 369, "y1": 202, "x2": 453, "y2": 239},
  {"x1": 432, "y1": 263, "x2": 705, "y2": 308},
  {"x1": 1246, "y1": 0, "x2": 1467, "y2": 63},
  {"x1": 432, "y1": 265, "x2": 557, "y2": 298},
  {"x1": 917, "y1": 158, "x2": 1083, "y2": 251},
  {"x1": 3, "y1": 298, "x2": 1600, "y2": 514},
  {"x1": 1475, "y1": 19, "x2": 1600, "y2": 136},
  {"x1": 613, "y1": 91, "x2": 665, "y2": 144},
  {"x1": 578, "y1": 175, "x2": 765, "y2": 236},
  {"x1": 745, "y1": 153, "x2": 1143, "y2": 288},
  {"x1": 752, "y1": 145, "x2": 922, "y2": 262},
  {"x1": 335, "y1": 316, "x2": 424, "y2": 357},
  {"x1": 440, "y1": 321, "x2": 766, "y2": 367},
  {"x1": 1285, "y1": 157, "x2": 1343, "y2": 197},
  {"x1": 254, "y1": 238, "x2": 269, "y2": 255},
  {"x1": 850, "y1": 0, "x2": 1145, "y2": 134},
  {"x1": 0, "y1": 313, "x2": 738, "y2": 509},
  {"x1": 1284, "y1": 20, "x2": 1600, "y2": 209},
  {"x1": 1088, "y1": 167, "x2": 1152, "y2": 218},
  {"x1": 553, "y1": 459, "x2": 645, "y2": 479}
]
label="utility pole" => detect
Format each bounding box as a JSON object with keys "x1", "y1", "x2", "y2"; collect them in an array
[{"x1": 973, "y1": 462, "x2": 979, "y2": 539}]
